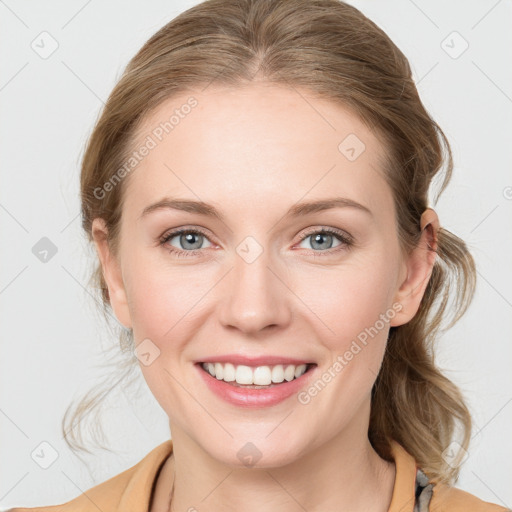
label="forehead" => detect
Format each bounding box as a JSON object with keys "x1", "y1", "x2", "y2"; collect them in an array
[{"x1": 123, "y1": 83, "x2": 393, "y2": 221}]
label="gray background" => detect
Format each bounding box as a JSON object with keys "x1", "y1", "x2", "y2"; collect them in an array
[{"x1": 1, "y1": 0, "x2": 511, "y2": 508}]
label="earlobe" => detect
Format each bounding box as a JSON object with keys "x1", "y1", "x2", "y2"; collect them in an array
[
  {"x1": 390, "y1": 208, "x2": 440, "y2": 327},
  {"x1": 91, "y1": 218, "x2": 132, "y2": 329}
]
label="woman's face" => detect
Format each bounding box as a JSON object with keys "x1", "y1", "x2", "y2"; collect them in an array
[{"x1": 93, "y1": 83, "x2": 430, "y2": 467}]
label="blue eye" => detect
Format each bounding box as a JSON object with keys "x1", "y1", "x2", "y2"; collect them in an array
[
  {"x1": 159, "y1": 229, "x2": 212, "y2": 257},
  {"x1": 159, "y1": 226, "x2": 353, "y2": 258},
  {"x1": 296, "y1": 228, "x2": 353, "y2": 256}
]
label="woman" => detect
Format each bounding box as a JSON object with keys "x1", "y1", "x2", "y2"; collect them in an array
[{"x1": 8, "y1": 0, "x2": 508, "y2": 511}]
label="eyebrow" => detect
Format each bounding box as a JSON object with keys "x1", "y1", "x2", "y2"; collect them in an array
[{"x1": 139, "y1": 196, "x2": 373, "y2": 222}]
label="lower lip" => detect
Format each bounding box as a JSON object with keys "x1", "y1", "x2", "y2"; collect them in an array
[{"x1": 195, "y1": 363, "x2": 317, "y2": 408}]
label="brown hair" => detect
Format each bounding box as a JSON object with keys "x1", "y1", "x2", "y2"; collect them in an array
[{"x1": 63, "y1": 0, "x2": 476, "y2": 485}]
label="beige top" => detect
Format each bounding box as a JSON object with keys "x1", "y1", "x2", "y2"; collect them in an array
[{"x1": 7, "y1": 439, "x2": 508, "y2": 511}]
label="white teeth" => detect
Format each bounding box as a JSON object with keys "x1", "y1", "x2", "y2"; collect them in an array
[
  {"x1": 223, "y1": 363, "x2": 236, "y2": 382},
  {"x1": 284, "y1": 365, "x2": 296, "y2": 382},
  {"x1": 201, "y1": 362, "x2": 309, "y2": 385},
  {"x1": 236, "y1": 365, "x2": 253, "y2": 384},
  {"x1": 294, "y1": 365, "x2": 305, "y2": 378},
  {"x1": 214, "y1": 362, "x2": 224, "y2": 380},
  {"x1": 253, "y1": 366, "x2": 271, "y2": 385},
  {"x1": 271, "y1": 365, "x2": 285, "y2": 383}
]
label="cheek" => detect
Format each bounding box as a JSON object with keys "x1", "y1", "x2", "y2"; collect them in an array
[
  {"x1": 123, "y1": 260, "x2": 216, "y2": 410},
  {"x1": 294, "y1": 255, "x2": 396, "y2": 362},
  {"x1": 124, "y1": 253, "x2": 218, "y2": 345},
  {"x1": 126, "y1": 249, "x2": 398, "y2": 341},
  {"x1": 290, "y1": 261, "x2": 397, "y2": 424},
  {"x1": 275, "y1": 258, "x2": 399, "y2": 440}
]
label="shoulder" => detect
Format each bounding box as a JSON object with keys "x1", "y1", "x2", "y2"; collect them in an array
[
  {"x1": 388, "y1": 440, "x2": 508, "y2": 512},
  {"x1": 4, "y1": 465, "x2": 135, "y2": 512},
  {"x1": 5, "y1": 440, "x2": 174, "y2": 512},
  {"x1": 429, "y1": 481, "x2": 510, "y2": 512}
]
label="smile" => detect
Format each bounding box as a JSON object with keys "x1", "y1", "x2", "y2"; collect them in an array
[
  {"x1": 195, "y1": 362, "x2": 318, "y2": 408},
  {"x1": 200, "y1": 362, "x2": 315, "y2": 387}
]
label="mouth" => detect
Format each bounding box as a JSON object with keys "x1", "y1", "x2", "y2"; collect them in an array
[{"x1": 196, "y1": 361, "x2": 317, "y2": 389}]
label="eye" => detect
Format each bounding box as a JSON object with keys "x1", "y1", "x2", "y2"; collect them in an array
[
  {"x1": 296, "y1": 227, "x2": 353, "y2": 256},
  {"x1": 159, "y1": 226, "x2": 353, "y2": 258},
  {"x1": 159, "y1": 228, "x2": 213, "y2": 257}
]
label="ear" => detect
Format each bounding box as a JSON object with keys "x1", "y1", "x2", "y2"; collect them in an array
[
  {"x1": 390, "y1": 208, "x2": 440, "y2": 327},
  {"x1": 91, "y1": 218, "x2": 132, "y2": 329}
]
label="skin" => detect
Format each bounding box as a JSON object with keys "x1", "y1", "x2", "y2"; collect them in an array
[{"x1": 92, "y1": 83, "x2": 439, "y2": 512}]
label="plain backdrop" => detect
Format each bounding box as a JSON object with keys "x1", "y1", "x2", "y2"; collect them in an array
[{"x1": 1, "y1": 0, "x2": 511, "y2": 509}]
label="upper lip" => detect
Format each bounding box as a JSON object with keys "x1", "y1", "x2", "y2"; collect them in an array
[{"x1": 196, "y1": 354, "x2": 316, "y2": 367}]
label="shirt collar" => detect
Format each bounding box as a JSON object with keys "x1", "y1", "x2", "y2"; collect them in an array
[
  {"x1": 117, "y1": 439, "x2": 173, "y2": 511},
  {"x1": 388, "y1": 439, "x2": 420, "y2": 512}
]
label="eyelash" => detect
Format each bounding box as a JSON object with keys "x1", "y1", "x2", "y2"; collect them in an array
[{"x1": 158, "y1": 226, "x2": 354, "y2": 258}]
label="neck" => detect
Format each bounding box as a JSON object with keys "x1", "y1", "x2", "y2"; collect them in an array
[{"x1": 153, "y1": 410, "x2": 396, "y2": 512}]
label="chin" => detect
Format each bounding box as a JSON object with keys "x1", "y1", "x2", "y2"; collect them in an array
[{"x1": 206, "y1": 434, "x2": 305, "y2": 469}]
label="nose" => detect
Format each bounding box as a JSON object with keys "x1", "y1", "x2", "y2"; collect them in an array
[{"x1": 217, "y1": 245, "x2": 293, "y2": 335}]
